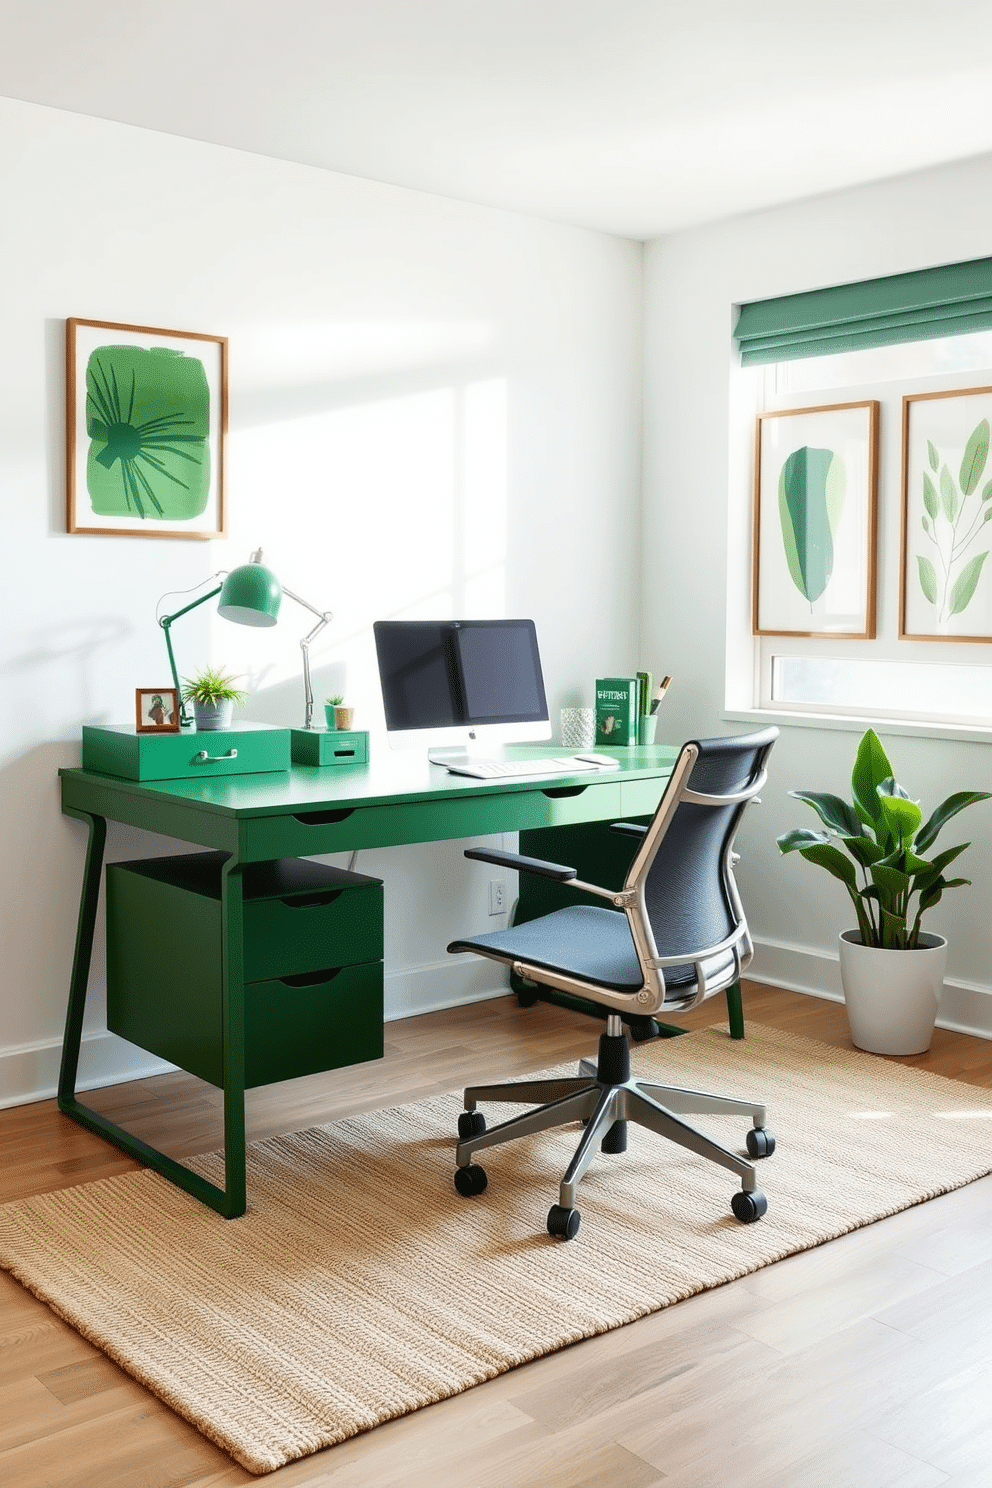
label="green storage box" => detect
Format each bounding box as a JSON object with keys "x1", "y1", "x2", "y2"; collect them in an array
[
  {"x1": 106, "y1": 852, "x2": 384, "y2": 1088},
  {"x1": 291, "y1": 728, "x2": 369, "y2": 766},
  {"x1": 82, "y1": 722, "x2": 291, "y2": 781}
]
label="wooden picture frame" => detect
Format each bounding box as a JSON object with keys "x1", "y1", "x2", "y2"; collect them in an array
[
  {"x1": 753, "y1": 400, "x2": 879, "y2": 637},
  {"x1": 900, "y1": 384, "x2": 992, "y2": 642},
  {"x1": 66, "y1": 318, "x2": 227, "y2": 539},
  {"x1": 135, "y1": 688, "x2": 181, "y2": 733}
]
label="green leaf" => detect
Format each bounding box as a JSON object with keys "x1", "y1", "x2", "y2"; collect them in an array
[
  {"x1": 983, "y1": 478, "x2": 992, "y2": 502},
  {"x1": 877, "y1": 793, "x2": 923, "y2": 848},
  {"x1": 917, "y1": 555, "x2": 938, "y2": 605},
  {"x1": 927, "y1": 439, "x2": 940, "y2": 472},
  {"x1": 877, "y1": 776, "x2": 911, "y2": 801},
  {"x1": 922, "y1": 515, "x2": 931, "y2": 535},
  {"x1": 776, "y1": 828, "x2": 830, "y2": 855},
  {"x1": 787, "y1": 790, "x2": 865, "y2": 837},
  {"x1": 841, "y1": 834, "x2": 885, "y2": 867},
  {"x1": 949, "y1": 550, "x2": 989, "y2": 615},
  {"x1": 960, "y1": 418, "x2": 990, "y2": 496},
  {"x1": 940, "y1": 465, "x2": 959, "y2": 522},
  {"x1": 916, "y1": 791, "x2": 992, "y2": 852},
  {"x1": 796, "y1": 842, "x2": 859, "y2": 888},
  {"x1": 879, "y1": 906, "x2": 908, "y2": 950},
  {"x1": 871, "y1": 862, "x2": 912, "y2": 898},
  {"x1": 922, "y1": 471, "x2": 939, "y2": 519},
  {"x1": 851, "y1": 729, "x2": 893, "y2": 832},
  {"x1": 778, "y1": 446, "x2": 844, "y2": 603}
]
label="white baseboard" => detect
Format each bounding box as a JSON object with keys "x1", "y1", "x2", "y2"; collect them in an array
[
  {"x1": 7, "y1": 945, "x2": 986, "y2": 1111},
  {"x1": 0, "y1": 959, "x2": 510, "y2": 1111},
  {"x1": 750, "y1": 936, "x2": 992, "y2": 1041}
]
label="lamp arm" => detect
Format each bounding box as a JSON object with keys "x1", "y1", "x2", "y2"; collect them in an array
[
  {"x1": 159, "y1": 584, "x2": 222, "y2": 727},
  {"x1": 282, "y1": 587, "x2": 333, "y2": 730}
]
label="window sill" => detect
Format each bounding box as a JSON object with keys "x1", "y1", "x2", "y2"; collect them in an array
[{"x1": 723, "y1": 706, "x2": 992, "y2": 747}]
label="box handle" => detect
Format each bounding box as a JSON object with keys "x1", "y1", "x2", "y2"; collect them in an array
[
  {"x1": 276, "y1": 967, "x2": 344, "y2": 987},
  {"x1": 280, "y1": 890, "x2": 344, "y2": 909},
  {"x1": 193, "y1": 748, "x2": 238, "y2": 764},
  {"x1": 292, "y1": 808, "x2": 355, "y2": 825}
]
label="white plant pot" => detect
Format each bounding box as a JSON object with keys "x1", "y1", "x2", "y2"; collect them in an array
[
  {"x1": 193, "y1": 699, "x2": 234, "y2": 731},
  {"x1": 838, "y1": 929, "x2": 947, "y2": 1056}
]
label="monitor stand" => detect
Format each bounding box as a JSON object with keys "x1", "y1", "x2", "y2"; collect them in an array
[{"x1": 427, "y1": 744, "x2": 508, "y2": 769}]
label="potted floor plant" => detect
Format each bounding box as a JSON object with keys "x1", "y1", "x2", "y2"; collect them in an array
[
  {"x1": 778, "y1": 728, "x2": 991, "y2": 1055},
  {"x1": 181, "y1": 667, "x2": 248, "y2": 731}
]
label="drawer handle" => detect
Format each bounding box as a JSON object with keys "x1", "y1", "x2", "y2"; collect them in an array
[
  {"x1": 193, "y1": 747, "x2": 238, "y2": 763},
  {"x1": 541, "y1": 784, "x2": 588, "y2": 799},
  {"x1": 293, "y1": 808, "x2": 355, "y2": 825},
  {"x1": 280, "y1": 891, "x2": 343, "y2": 909},
  {"x1": 277, "y1": 967, "x2": 344, "y2": 987}
]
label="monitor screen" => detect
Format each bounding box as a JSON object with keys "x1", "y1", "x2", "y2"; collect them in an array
[{"x1": 373, "y1": 619, "x2": 550, "y2": 753}]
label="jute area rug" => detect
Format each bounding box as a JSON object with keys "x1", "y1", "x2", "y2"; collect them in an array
[{"x1": 3, "y1": 1023, "x2": 992, "y2": 1475}]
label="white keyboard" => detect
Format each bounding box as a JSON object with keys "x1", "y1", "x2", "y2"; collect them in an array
[{"x1": 445, "y1": 754, "x2": 618, "y2": 780}]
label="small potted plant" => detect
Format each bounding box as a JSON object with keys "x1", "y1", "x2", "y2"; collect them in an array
[
  {"x1": 325, "y1": 694, "x2": 354, "y2": 731},
  {"x1": 181, "y1": 667, "x2": 248, "y2": 732},
  {"x1": 778, "y1": 727, "x2": 990, "y2": 1055}
]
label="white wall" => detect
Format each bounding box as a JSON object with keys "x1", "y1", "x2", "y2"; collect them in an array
[
  {"x1": 0, "y1": 96, "x2": 643, "y2": 1106},
  {"x1": 642, "y1": 153, "x2": 992, "y2": 1036}
]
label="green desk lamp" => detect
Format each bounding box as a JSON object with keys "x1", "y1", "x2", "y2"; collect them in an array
[{"x1": 159, "y1": 550, "x2": 332, "y2": 728}]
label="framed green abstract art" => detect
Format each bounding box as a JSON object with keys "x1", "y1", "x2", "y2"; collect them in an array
[
  {"x1": 900, "y1": 384, "x2": 992, "y2": 642},
  {"x1": 752, "y1": 400, "x2": 879, "y2": 638},
  {"x1": 66, "y1": 318, "x2": 227, "y2": 538}
]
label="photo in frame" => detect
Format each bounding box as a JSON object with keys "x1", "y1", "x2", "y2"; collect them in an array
[
  {"x1": 135, "y1": 688, "x2": 181, "y2": 733},
  {"x1": 753, "y1": 400, "x2": 879, "y2": 637},
  {"x1": 66, "y1": 318, "x2": 227, "y2": 539},
  {"x1": 900, "y1": 384, "x2": 992, "y2": 642}
]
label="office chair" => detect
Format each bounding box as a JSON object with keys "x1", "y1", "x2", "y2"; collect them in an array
[{"x1": 448, "y1": 726, "x2": 778, "y2": 1240}]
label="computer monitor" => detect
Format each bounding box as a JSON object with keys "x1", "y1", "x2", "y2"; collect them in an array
[{"x1": 373, "y1": 618, "x2": 552, "y2": 764}]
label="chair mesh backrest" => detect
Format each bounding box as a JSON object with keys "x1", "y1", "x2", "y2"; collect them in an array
[{"x1": 637, "y1": 729, "x2": 777, "y2": 960}]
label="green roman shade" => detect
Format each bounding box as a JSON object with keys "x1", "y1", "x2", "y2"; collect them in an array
[{"x1": 735, "y1": 257, "x2": 992, "y2": 365}]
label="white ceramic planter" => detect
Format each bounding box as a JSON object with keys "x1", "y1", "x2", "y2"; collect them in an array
[
  {"x1": 193, "y1": 699, "x2": 234, "y2": 731},
  {"x1": 838, "y1": 929, "x2": 947, "y2": 1055}
]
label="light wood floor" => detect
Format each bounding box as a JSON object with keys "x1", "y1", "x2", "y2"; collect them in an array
[{"x1": 3, "y1": 984, "x2": 992, "y2": 1488}]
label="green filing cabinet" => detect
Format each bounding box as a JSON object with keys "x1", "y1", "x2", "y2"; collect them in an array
[{"x1": 106, "y1": 852, "x2": 384, "y2": 1088}]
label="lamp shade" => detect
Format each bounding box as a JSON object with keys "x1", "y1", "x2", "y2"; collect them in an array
[{"x1": 217, "y1": 561, "x2": 281, "y2": 627}]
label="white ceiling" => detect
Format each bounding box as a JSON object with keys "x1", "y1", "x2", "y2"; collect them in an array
[{"x1": 3, "y1": 0, "x2": 992, "y2": 239}]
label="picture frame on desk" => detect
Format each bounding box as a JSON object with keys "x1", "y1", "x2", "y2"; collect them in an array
[
  {"x1": 135, "y1": 688, "x2": 181, "y2": 733},
  {"x1": 66, "y1": 317, "x2": 227, "y2": 539}
]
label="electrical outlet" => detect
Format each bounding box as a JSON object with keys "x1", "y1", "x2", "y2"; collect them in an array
[{"x1": 489, "y1": 880, "x2": 507, "y2": 916}]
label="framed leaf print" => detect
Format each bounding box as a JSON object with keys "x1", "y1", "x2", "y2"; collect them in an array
[
  {"x1": 900, "y1": 385, "x2": 992, "y2": 641},
  {"x1": 66, "y1": 318, "x2": 227, "y2": 538},
  {"x1": 752, "y1": 400, "x2": 879, "y2": 637}
]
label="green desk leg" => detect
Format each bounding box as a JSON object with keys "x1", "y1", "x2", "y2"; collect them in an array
[
  {"x1": 725, "y1": 980, "x2": 745, "y2": 1040},
  {"x1": 58, "y1": 808, "x2": 248, "y2": 1218}
]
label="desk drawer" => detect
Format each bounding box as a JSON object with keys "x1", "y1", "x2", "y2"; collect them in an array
[{"x1": 242, "y1": 779, "x2": 625, "y2": 859}]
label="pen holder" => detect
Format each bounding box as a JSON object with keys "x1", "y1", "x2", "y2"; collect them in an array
[
  {"x1": 560, "y1": 707, "x2": 596, "y2": 750},
  {"x1": 637, "y1": 714, "x2": 659, "y2": 746}
]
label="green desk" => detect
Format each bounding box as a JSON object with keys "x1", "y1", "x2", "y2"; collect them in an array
[{"x1": 58, "y1": 744, "x2": 677, "y2": 1217}]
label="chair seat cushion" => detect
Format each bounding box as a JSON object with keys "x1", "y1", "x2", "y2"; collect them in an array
[{"x1": 448, "y1": 906, "x2": 651, "y2": 993}]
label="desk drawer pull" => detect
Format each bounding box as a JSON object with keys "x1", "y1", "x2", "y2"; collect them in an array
[
  {"x1": 293, "y1": 808, "x2": 355, "y2": 825},
  {"x1": 279, "y1": 890, "x2": 343, "y2": 909},
  {"x1": 541, "y1": 784, "x2": 588, "y2": 799},
  {"x1": 193, "y1": 748, "x2": 238, "y2": 764},
  {"x1": 276, "y1": 967, "x2": 344, "y2": 987}
]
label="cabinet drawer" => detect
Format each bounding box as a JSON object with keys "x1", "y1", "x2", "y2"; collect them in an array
[
  {"x1": 82, "y1": 723, "x2": 290, "y2": 780},
  {"x1": 244, "y1": 882, "x2": 382, "y2": 981}
]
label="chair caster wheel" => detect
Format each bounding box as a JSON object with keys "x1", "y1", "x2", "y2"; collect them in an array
[
  {"x1": 547, "y1": 1204, "x2": 581, "y2": 1240},
  {"x1": 458, "y1": 1110, "x2": 486, "y2": 1139},
  {"x1": 746, "y1": 1127, "x2": 775, "y2": 1158},
  {"x1": 731, "y1": 1189, "x2": 767, "y2": 1224},
  {"x1": 454, "y1": 1163, "x2": 488, "y2": 1197}
]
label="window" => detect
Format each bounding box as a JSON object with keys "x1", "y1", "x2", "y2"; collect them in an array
[{"x1": 730, "y1": 260, "x2": 992, "y2": 732}]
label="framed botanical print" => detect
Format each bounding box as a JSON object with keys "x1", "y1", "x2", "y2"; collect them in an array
[
  {"x1": 752, "y1": 400, "x2": 879, "y2": 637},
  {"x1": 900, "y1": 385, "x2": 992, "y2": 641},
  {"x1": 66, "y1": 318, "x2": 227, "y2": 539}
]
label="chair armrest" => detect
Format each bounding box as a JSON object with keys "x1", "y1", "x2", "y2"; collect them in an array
[
  {"x1": 463, "y1": 847, "x2": 577, "y2": 882},
  {"x1": 609, "y1": 821, "x2": 647, "y2": 840}
]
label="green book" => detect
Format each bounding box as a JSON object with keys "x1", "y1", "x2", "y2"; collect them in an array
[{"x1": 595, "y1": 677, "x2": 639, "y2": 745}]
